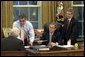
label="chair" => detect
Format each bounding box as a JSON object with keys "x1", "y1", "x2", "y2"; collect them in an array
[
  {"x1": 2, "y1": 28, "x2": 11, "y2": 38},
  {"x1": 1, "y1": 51, "x2": 27, "y2": 56}
]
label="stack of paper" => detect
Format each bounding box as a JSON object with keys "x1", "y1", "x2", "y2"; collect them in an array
[
  {"x1": 38, "y1": 48, "x2": 49, "y2": 51},
  {"x1": 24, "y1": 46, "x2": 30, "y2": 48},
  {"x1": 56, "y1": 45, "x2": 74, "y2": 48}
]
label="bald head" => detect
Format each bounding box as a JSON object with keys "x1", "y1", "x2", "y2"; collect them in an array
[{"x1": 9, "y1": 27, "x2": 20, "y2": 37}]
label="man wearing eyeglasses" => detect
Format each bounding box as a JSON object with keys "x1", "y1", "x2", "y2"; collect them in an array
[{"x1": 13, "y1": 15, "x2": 35, "y2": 46}]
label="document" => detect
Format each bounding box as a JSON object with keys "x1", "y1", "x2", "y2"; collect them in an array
[
  {"x1": 56, "y1": 45, "x2": 74, "y2": 48},
  {"x1": 67, "y1": 39, "x2": 71, "y2": 45},
  {"x1": 24, "y1": 46, "x2": 31, "y2": 48},
  {"x1": 38, "y1": 48, "x2": 49, "y2": 51}
]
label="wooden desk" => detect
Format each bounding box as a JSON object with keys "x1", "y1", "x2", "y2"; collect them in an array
[
  {"x1": 1, "y1": 51, "x2": 27, "y2": 56},
  {"x1": 26, "y1": 47, "x2": 84, "y2": 56}
]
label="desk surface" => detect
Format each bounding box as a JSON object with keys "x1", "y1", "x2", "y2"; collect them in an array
[
  {"x1": 26, "y1": 47, "x2": 84, "y2": 56},
  {"x1": 1, "y1": 51, "x2": 27, "y2": 56}
]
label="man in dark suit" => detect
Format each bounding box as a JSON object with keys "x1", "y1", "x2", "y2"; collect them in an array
[
  {"x1": 43, "y1": 21, "x2": 63, "y2": 38},
  {"x1": 1, "y1": 28, "x2": 25, "y2": 51},
  {"x1": 41, "y1": 22, "x2": 63, "y2": 47},
  {"x1": 62, "y1": 8, "x2": 79, "y2": 45}
]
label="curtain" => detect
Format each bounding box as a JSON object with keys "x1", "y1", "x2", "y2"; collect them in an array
[
  {"x1": 1, "y1": 1, "x2": 13, "y2": 28},
  {"x1": 1, "y1": 1, "x2": 13, "y2": 38},
  {"x1": 41, "y1": 1, "x2": 58, "y2": 28}
]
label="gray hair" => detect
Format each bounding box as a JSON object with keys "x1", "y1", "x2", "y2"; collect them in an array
[{"x1": 9, "y1": 27, "x2": 20, "y2": 37}]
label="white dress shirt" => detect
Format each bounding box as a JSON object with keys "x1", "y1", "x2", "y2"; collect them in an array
[
  {"x1": 13, "y1": 20, "x2": 35, "y2": 42},
  {"x1": 49, "y1": 33, "x2": 53, "y2": 42},
  {"x1": 68, "y1": 18, "x2": 71, "y2": 23}
]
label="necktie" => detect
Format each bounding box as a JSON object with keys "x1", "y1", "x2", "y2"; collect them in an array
[
  {"x1": 68, "y1": 19, "x2": 70, "y2": 24},
  {"x1": 20, "y1": 27, "x2": 24, "y2": 42},
  {"x1": 67, "y1": 19, "x2": 70, "y2": 29}
]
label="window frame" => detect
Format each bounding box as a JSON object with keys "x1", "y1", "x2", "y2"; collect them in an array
[
  {"x1": 72, "y1": 1, "x2": 84, "y2": 41},
  {"x1": 13, "y1": 1, "x2": 42, "y2": 29}
]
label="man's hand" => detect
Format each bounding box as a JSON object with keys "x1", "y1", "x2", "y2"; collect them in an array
[
  {"x1": 50, "y1": 42, "x2": 56, "y2": 47},
  {"x1": 48, "y1": 42, "x2": 56, "y2": 47},
  {"x1": 28, "y1": 41, "x2": 33, "y2": 46}
]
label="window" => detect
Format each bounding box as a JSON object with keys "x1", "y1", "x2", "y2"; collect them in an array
[
  {"x1": 72, "y1": 1, "x2": 84, "y2": 41},
  {"x1": 73, "y1": 1, "x2": 83, "y2": 5},
  {"x1": 13, "y1": 1, "x2": 37, "y2": 5},
  {"x1": 13, "y1": 1, "x2": 41, "y2": 29}
]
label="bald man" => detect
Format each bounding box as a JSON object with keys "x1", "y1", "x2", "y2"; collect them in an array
[{"x1": 1, "y1": 27, "x2": 25, "y2": 51}]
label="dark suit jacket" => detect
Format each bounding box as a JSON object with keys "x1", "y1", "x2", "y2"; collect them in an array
[
  {"x1": 1, "y1": 36, "x2": 25, "y2": 51},
  {"x1": 41, "y1": 29, "x2": 63, "y2": 45},
  {"x1": 62, "y1": 17, "x2": 79, "y2": 45}
]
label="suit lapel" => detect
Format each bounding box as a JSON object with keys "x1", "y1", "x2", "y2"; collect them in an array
[
  {"x1": 68, "y1": 18, "x2": 74, "y2": 29},
  {"x1": 66, "y1": 17, "x2": 74, "y2": 30}
]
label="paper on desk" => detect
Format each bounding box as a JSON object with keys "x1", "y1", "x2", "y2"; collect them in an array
[
  {"x1": 37, "y1": 40, "x2": 47, "y2": 43},
  {"x1": 38, "y1": 48, "x2": 50, "y2": 51},
  {"x1": 24, "y1": 46, "x2": 30, "y2": 48},
  {"x1": 56, "y1": 39, "x2": 74, "y2": 48},
  {"x1": 37, "y1": 45, "x2": 50, "y2": 51},
  {"x1": 67, "y1": 39, "x2": 71, "y2": 45},
  {"x1": 56, "y1": 45, "x2": 74, "y2": 48}
]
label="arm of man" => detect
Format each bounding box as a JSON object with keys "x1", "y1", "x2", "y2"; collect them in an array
[
  {"x1": 13, "y1": 21, "x2": 19, "y2": 28},
  {"x1": 27, "y1": 22, "x2": 35, "y2": 46},
  {"x1": 70, "y1": 20, "x2": 78, "y2": 45}
]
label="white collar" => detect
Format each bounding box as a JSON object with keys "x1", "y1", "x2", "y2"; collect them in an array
[
  {"x1": 68, "y1": 18, "x2": 71, "y2": 21},
  {"x1": 49, "y1": 33, "x2": 53, "y2": 35}
]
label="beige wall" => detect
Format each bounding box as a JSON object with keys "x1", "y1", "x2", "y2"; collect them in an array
[{"x1": 41, "y1": 1, "x2": 58, "y2": 28}]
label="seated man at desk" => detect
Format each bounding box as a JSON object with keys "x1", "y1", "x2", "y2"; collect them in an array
[
  {"x1": 1, "y1": 27, "x2": 25, "y2": 51},
  {"x1": 41, "y1": 22, "x2": 63, "y2": 47}
]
